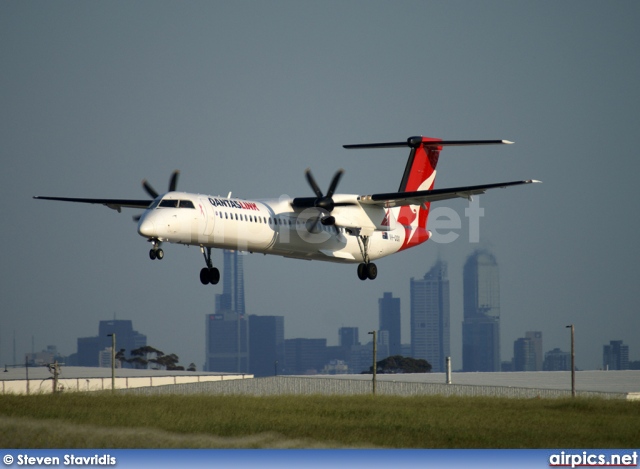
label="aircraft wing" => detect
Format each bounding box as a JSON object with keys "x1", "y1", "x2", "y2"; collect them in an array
[
  {"x1": 33, "y1": 196, "x2": 152, "y2": 212},
  {"x1": 358, "y1": 180, "x2": 541, "y2": 208}
]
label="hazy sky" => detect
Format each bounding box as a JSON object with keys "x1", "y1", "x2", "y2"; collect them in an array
[{"x1": 2, "y1": 1, "x2": 639, "y2": 371}]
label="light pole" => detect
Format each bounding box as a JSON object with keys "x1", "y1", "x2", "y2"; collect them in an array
[
  {"x1": 368, "y1": 331, "x2": 377, "y2": 395},
  {"x1": 566, "y1": 325, "x2": 575, "y2": 397},
  {"x1": 107, "y1": 333, "x2": 115, "y2": 391}
]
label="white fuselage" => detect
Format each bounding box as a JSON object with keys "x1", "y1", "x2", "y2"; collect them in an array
[{"x1": 137, "y1": 191, "x2": 412, "y2": 264}]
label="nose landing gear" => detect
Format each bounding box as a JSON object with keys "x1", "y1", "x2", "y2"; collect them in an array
[{"x1": 148, "y1": 239, "x2": 164, "y2": 260}]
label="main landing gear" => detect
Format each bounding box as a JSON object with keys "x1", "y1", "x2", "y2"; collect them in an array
[
  {"x1": 357, "y1": 262, "x2": 377, "y2": 280},
  {"x1": 200, "y1": 246, "x2": 220, "y2": 285},
  {"x1": 356, "y1": 234, "x2": 377, "y2": 280}
]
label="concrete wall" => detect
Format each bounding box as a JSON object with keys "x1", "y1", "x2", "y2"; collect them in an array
[{"x1": 0, "y1": 373, "x2": 253, "y2": 395}]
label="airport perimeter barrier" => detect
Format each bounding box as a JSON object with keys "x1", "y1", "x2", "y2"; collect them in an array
[{"x1": 120, "y1": 376, "x2": 630, "y2": 399}]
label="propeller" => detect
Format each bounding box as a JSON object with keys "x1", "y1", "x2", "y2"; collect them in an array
[
  {"x1": 305, "y1": 168, "x2": 343, "y2": 213},
  {"x1": 142, "y1": 170, "x2": 180, "y2": 199},
  {"x1": 293, "y1": 168, "x2": 350, "y2": 232},
  {"x1": 134, "y1": 170, "x2": 180, "y2": 222}
]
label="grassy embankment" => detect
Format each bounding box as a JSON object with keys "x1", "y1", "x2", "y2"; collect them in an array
[{"x1": 1, "y1": 393, "x2": 638, "y2": 448}]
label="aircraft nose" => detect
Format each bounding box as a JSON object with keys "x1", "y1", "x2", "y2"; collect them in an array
[{"x1": 137, "y1": 217, "x2": 157, "y2": 238}]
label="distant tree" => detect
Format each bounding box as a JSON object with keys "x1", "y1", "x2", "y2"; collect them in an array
[
  {"x1": 115, "y1": 348, "x2": 127, "y2": 367},
  {"x1": 155, "y1": 353, "x2": 180, "y2": 370},
  {"x1": 187, "y1": 363, "x2": 197, "y2": 372},
  {"x1": 130, "y1": 346, "x2": 164, "y2": 370},
  {"x1": 363, "y1": 355, "x2": 432, "y2": 374},
  {"x1": 127, "y1": 346, "x2": 186, "y2": 370},
  {"x1": 629, "y1": 360, "x2": 640, "y2": 370}
]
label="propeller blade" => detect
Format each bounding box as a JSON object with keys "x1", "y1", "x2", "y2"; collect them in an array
[
  {"x1": 326, "y1": 169, "x2": 344, "y2": 198},
  {"x1": 133, "y1": 214, "x2": 142, "y2": 222},
  {"x1": 308, "y1": 216, "x2": 321, "y2": 233},
  {"x1": 305, "y1": 169, "x2": 324, "y2": 198},
  {"x1": 168, "y1": 170, "x2": 180, "y2": 192},
  {"x1": 142, "y1": 179, "x2": 159, "y2": 199}
]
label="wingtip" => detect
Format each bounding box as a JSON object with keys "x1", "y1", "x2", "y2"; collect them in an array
[{"x1": 528, "y1": 179, "x2": 542, "y2": 184}]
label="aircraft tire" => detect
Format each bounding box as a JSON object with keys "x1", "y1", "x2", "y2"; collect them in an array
[
  {"x1": 149, "y1": 249, "x2": 157, "y2": 260},
  {"x1": 367, "y1": 263, "x2": 378, "y2": 280},
  {"x1": 209, "y1": 267, "x2": 220, "y2": 285},
  {"x1": 156, "y1": 249, "x2": 164, "y2": 260},
  {"x1": 200, "y1": 268, "x2": 210, "y2": 285},
  {"x1": 357, "y1": 263, "x2": 368, "y2": 281}
]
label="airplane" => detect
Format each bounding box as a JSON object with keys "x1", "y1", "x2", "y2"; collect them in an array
[{"x1": 34, "y1": 136, "x2": 540, "y2": 283}]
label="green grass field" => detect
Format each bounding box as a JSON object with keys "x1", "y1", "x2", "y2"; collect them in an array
[{"x1": 0, "y1": 393, "x2": 638, "y2": 448}]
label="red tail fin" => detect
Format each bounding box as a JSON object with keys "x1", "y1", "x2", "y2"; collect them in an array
[
  {"x1": 343, "y1": 136, "x2": 512, "y2": 248},
  {"x1": 397, "y1": 137, "x2": 442, "y2": 231}
]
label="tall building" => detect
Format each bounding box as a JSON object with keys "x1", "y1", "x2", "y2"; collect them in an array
[
  {"x1": 205, "y1": 312, "x2": 248, "y2": 372},
  {"x1": 462, "y1": 250, "x2": 501, "y2": 372},
  {"x1": 543, "y1": 348, "x2": 571, "y2": 371},
  {"x1": 512, "y1": 331, "x2": 543, "y2": 371},
  {"x1": 215, "y1": 250, "x2": 245, "y2": 316},
  {"x1": 248, "y1": 315, "x2": 285, "y2": 377},
  {"x1": 526, "y1": 331, "x2": 543, "y2": 371},
  {"x1": 379, "y1": 292, "x2": 401, "y2": 357},
  {"x1": 410, "y1": 260, "x2": 450, "y2": 372},
  {"x1": 513, "y1": 338, "x2": 535, "y2": 371},
  {"x1": 339, "y1": 327, "x2": 360, "y2": 348},
  {"x1": 76, "y1": 320, "x2": 147, "y2": 367},
  {"x1": 603, "y1": 340, "x2": 629, "y2": 370},
  {"x1": 284, "y1": 338, "x2": 327, "y2": 375},
  {"x1": 206, "y1": 250, "x2": 248, "y2": 372}
]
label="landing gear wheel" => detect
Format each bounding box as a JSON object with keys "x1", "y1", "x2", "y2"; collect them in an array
[
  {"x1": 208, "y1": 267, "x2": 220, "y2": 285},
  {"x1": 357, "y1": 263, "x2": 368, "y2": 281},
  {"x1": 367, "y1": 263, "x2": 378, "y2": 280},
  {"x1": 149, "y1": 249, "x2": 157, "y2": 260},
  {"x1": 200, "y1": 268, "x2": 210, "y2": 285},
  {"x1": 200, "y1": 267, "x2": 220, "y2": 285},
  {"x1": 156, "y1": 249, "x2": 164, "y2": 260}
]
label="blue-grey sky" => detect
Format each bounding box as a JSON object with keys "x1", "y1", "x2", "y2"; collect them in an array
[{"x1": 2, "y1": 1, "x2": 639, "y2": 371}]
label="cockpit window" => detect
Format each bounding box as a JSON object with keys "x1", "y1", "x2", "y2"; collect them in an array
[
  {"x1": 159, "y1": 199, "x2": 178, "y2": 208},
  {"x1": 158, "y1": 199, "x2": 196, "y2": 209}
]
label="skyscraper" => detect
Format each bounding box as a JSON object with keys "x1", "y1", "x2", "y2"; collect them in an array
[
  {"x1": 378, "y1": 292, "x2": 401, "y2": 357},
  {"x1": 205, "y1": 312, "x2": 248, "y2": 372},
  {"x1": 513, "y1": 337, "x2": 536, "y2": 371},
  {"x1": 410, "y1": 260, "x2": 450, "y2": 372},
  {"x1": 76, "y1": 320, "x2": 147, "y2": 367},
  {"x1": 248, "y1": 315, "x2": 285, "y2": 377},
  {"x1": 462, "y1": 250, "x2": 501, "y2": 372},
  {"x1": 215, "y1": 250, "x2": 245, "y2": 316},
  {"x1": 205, "y1": 250, "x2": 248, "y2": 372},
  {"x1": 603, "y1": 340, "x2": 629, "y2": 370},
  {"x1": 339, "y1": 327, "x2": 360, "y2": 349},
  {"x1": 543, "y1": 348, "x2": 571, "y2": 371},
  {"x1": 284, "y1": 338, "x2": 327, "y2": 375}
]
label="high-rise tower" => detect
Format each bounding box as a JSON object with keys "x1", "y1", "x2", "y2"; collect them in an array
[
  {"x1": 206, "y1": 250, "x2": 248, "y2": 372},
  {"x1": 215, "y1": 250, "x2": 245, "y2": 316},
  {"x1": 462, "y1": 250, "x2": 500, "y2": 372},
  {"x1": 378, "y1": 292, "x2": 401, "y2": 357},
  {"x1": 410, "y1": 260, "x2": 450, "y2": 372}
]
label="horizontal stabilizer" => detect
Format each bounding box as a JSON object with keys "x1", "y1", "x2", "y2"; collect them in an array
[{"x1": 344, "y1": 137, "x2": 513, "y2": 150}]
